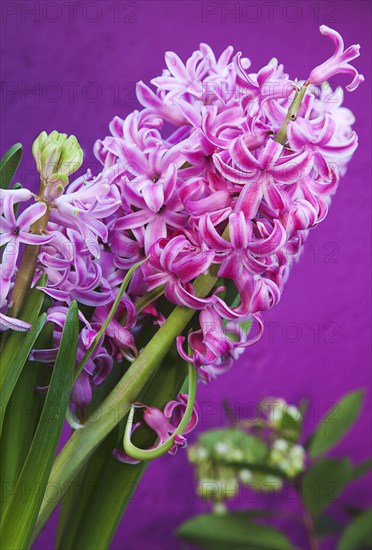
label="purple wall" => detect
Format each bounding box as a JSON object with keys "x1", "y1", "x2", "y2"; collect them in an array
[{"x1": 1, "y1": 1, "x2": 371, "y2": 548}]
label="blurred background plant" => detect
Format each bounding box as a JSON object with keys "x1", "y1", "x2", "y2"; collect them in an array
[{"x1": 177, "y1": 390, "x2": 372, "y2": 550}]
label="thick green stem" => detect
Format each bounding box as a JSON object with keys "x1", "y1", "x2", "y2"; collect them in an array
[
  {"x1": 8, "y1": 183, "x2": 50, "y2": 318},
  {"x1": 274, "y1": 85, "x2": 308, "y2": 145},
  {"x1": 32, "y1": 271, "x2": 218, "y2": 539}
]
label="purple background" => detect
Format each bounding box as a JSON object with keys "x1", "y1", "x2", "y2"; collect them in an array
[{"x1": 1, "y1": 1, "x2": 371, "y2": 548}]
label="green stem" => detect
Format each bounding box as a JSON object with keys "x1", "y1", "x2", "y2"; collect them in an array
[
  {"x1": 123, "y1": 363, "x2": 197, "y2": 460},
  {"x1": 8, "y1": 182, "x2": 50, "y2": 318},
  {"x1": 274, "y1": 84, "x2": 308, "y2": 145},
  {"x1": 32, "y1": 270, "x2": 218, "y2": 540}
]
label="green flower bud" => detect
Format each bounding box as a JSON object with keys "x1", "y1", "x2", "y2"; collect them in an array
[
  {"x1": 32, "y1": 131, "x2": 83, "y2": 182},
  {"x1": 60, "y1": 135, "x2": 83, "y2": 176}
]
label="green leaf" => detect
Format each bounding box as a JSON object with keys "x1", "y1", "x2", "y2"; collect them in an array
[
  {"x1": 302, "y1": 458, "x2": 353, "y2": 518},
  {"x1": 0, "y1": 313, "x2": 46, "y2": 423},
  {"x1": 0, "y1": 302, "x2": 79, "y2": 550},
  {"x1": 55, "y1": 365, "x2": 122, "y2": 549},
  {"x1": 0, "y1": 277, "x2": 47, "y2": 434},
  {"x1": 0, "y1": 144, "x2": 22, "y2": 189},
  {"x1": 337, "y1": 508, "x2": 372, "y2": 550},
  {"x1": 177, "y1": 513, "x2": 294, "y2": 550},
  {"x1": 0, "y1": 323, "x2": 52, "y2": 511},
  {"x1": 308, "y1": 390, "x2": 364, "y2": 457},
  {"x1": 349, "y1": 458, "x2": 372, "y2": 482}
]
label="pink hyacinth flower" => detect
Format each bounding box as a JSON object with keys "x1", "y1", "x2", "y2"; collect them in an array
[{"x1": 307, "y1": 25, "x2": 364, "y2": 91}]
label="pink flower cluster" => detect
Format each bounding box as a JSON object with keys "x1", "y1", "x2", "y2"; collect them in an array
[{"x1": 0, "y1": 26, "x2": 363, "y2": 451}]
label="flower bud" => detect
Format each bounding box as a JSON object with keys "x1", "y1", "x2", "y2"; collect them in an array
[{"x1": 32, "y1": 131, "x2": 83, "y2": 182}]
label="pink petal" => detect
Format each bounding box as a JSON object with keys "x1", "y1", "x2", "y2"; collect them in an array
[
  {"x1": 165, "y1": 51, "x2": 188, "y2": 81},
  {"x1": 144, "y1": 217, "x2": 167, "y2": 254},
  {"x1": 0, "y1": 312, "x2": 31, "y2": 332},
  {"x1": 17, "y1": 202, "x2": 47, "y2": 230},
  {"x1": 142, "y1": 182, "x2": 164, "y2": 213},
  {"x1": 235, "y1": 179, "x2": 263, "y2": 218}
]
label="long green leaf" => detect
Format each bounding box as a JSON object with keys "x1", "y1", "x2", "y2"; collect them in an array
[
  {"x1": 302, "y1": 458, "x2": 352, "y2": 518},
  {"x1": 337, "y1": 508, "x2": 372, "y2": 550},
  {"x1": 54, "y1": 366, "x2": 122, "y2": 549},
  {"x1": 0, "y1": 302, "x2": 79, "y2": 549},
  {"x1": 349, "y1": 458, "x2": 372, "y2": 482},
  {"x1": 0, "y1": 277, "x2": 47, "y2": 433},
  {"x1": 177, "y1": 512, "x2": 294, "y2": 550},
  {"x1": 0, "y1": 144, "x2": 22, "y2": 189},
  {"x1": 0, "y1": 323, "x2": 52, "y2": 511},
  {"x1": 0, "y1": 315, "x2": 45, "y2": 434},
  {"x1": 308, "y1": 390, "x2": 364, "y2": 457}
]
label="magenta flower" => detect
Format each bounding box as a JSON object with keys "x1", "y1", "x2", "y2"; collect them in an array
[
  {"x1": 0, "y1": 311, "x2": 31, "y2": 332},
  {"x1": 151, "y1": 49, "x2": 208, "y2": 102},
  {"x1": 307, "y1": 25, "x2": 364, "y2": 91},
  {"x1": 177, "y1": 306, "x2": 264, "y2": 381},
  {"x1": 93, "y1": 299, "x2": 138, "y2": 361},
  {"x1": 287, "y1": 113, "x2": 358, "y2": 178},
  {"x1": 214, "y1": 137, "x2": 312, "y2": 217},
  {"x1": 199, "y1": 211, "x2": 286, "y2": 279},
  {"x1": 235, "y1": 54, "x2": 296, "y2": 126},
  {"x1": 145, "y1": 236, "x2": 215, "y2": 309}
]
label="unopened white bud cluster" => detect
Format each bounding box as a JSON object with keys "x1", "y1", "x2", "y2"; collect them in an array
[
  {"x1": 188, "y1": 397, "x2": 306, "y2": 507},
  {"x1": 269, "y1": 439, "x2": 305, "y2": 477}
]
